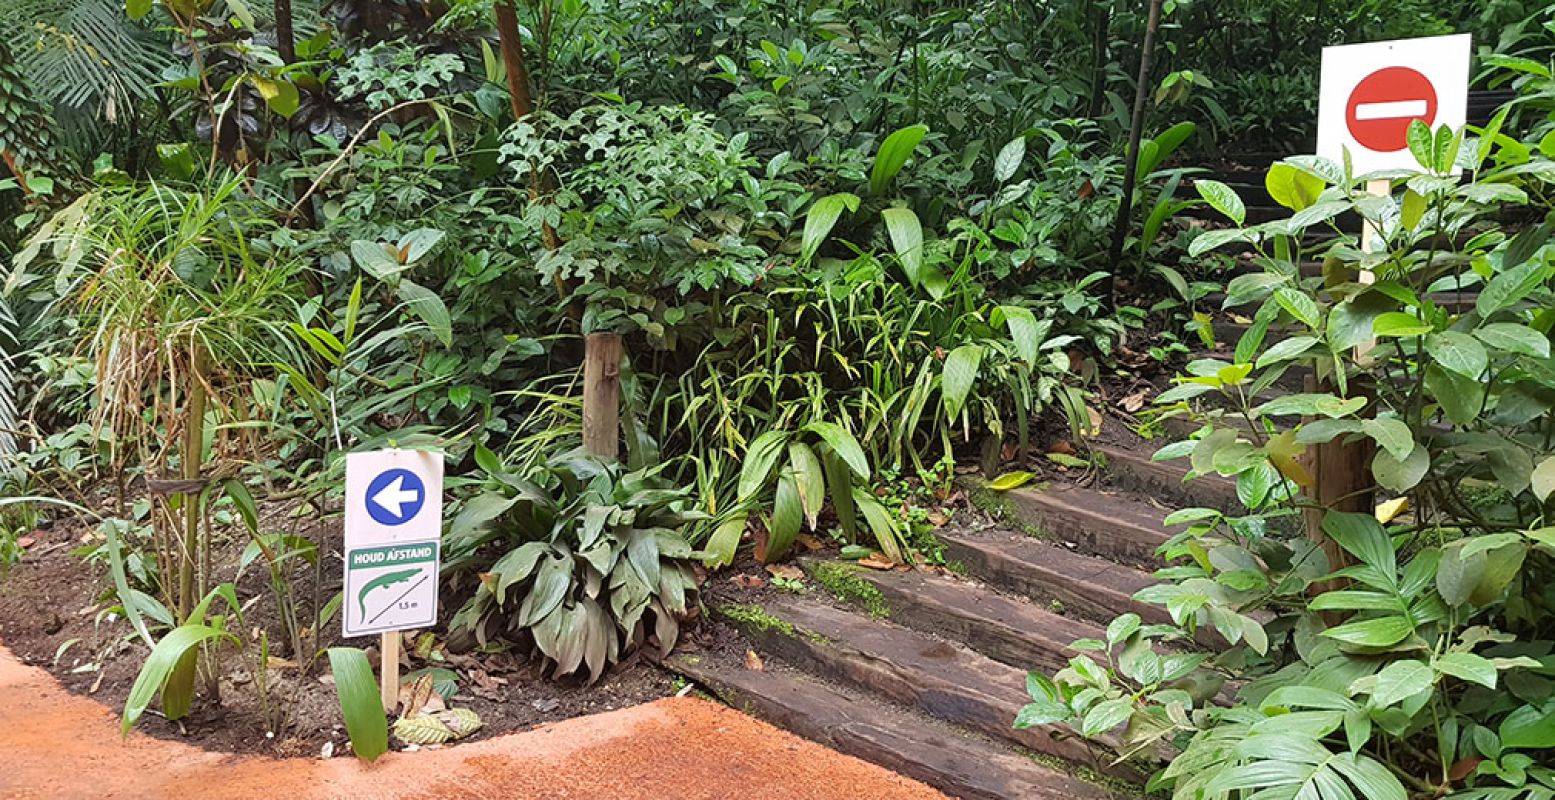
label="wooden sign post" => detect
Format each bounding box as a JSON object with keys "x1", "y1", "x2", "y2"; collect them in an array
[{"x1": 342, "y1": 450, "x2": 444, "y2": 713}]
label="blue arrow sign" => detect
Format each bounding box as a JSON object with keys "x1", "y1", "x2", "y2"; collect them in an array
[{"x1": 365, "y1": 468, "x2": 426, "y2": 526}]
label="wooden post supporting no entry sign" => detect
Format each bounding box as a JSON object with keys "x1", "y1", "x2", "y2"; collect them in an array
[
  {"x1": 582, "y1": 333, "x2": 623, "y2": 460},
  {"x1": 1303, "y1": 179, "x2": 1386, "y2": 589}
]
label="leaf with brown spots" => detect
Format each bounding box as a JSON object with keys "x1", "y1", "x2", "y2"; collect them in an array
[{"x1": 744, "y1": 650, "x2": 765, "y2": 671}]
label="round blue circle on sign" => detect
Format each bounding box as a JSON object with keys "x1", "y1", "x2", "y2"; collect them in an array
[{"x1": 365, "y1": 468, "x2": 426, "y2": 526}]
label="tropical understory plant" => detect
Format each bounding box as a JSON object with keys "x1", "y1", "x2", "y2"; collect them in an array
[
  {"x1": 444, "y1": 448, "x2": 704, "y2": 683},
  {"x1": 1022, "y1": 112, "x2": 1555, "y2": 798}
]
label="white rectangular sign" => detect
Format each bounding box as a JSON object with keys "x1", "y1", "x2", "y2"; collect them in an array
[
  {"x1": 343, "y1": 450, "x2": 443, "y2": 637},
  {"x1": 1316, "y1": 34, "x2": 1471, "y2": 174}
]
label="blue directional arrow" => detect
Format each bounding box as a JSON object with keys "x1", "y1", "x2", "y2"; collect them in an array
[{"x1": 365, "y1": 468, "x2": 426, "y2": 525}]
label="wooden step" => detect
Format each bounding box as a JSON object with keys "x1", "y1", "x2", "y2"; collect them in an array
[
  {"x1": 665, "y1": 651, "x2": 1132, "y2": 800},
  {"x1": 936, "y1": 529, "x2": 1161, "y2": 628},
  {"x1": 988, "y1": 483, "x2": 1173, "y2": 568},
  {"x1": 1093, "y1": 442, "x2": 1239, "y2": 513},
  {"x1": 801, "y1": 558, "x2": 1103, "y2": 674},
  {"x1": 712, "y1": 597, "x2": 1134, "y2": 778}
]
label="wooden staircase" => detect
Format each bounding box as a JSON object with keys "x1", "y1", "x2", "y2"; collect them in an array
[{"x1": 664, "y1": 438, "x2": 1246, "y2": 799}]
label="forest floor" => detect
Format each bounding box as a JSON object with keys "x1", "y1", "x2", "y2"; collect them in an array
[{"x1": 0, "y1": 643, "x2": 946, "y2": 800}]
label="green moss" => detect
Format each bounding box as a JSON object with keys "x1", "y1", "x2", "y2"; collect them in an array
[
  {"x1": 716, "y1": 602, "x2": 797, "y2": 638},
  {"x1": 810, "y1": 561, "x2": 890, "y2": 619},
  {"x1": 1022, "y1": 749, "x2": 1141, "y2": 795},
  {"x1": 968, "y1": 486, "x2": 1047, "y2": 539},
  {"x1": 943, "y1": 559, "x2": 969, "y2": 576},
  {"x1": 716, "y1": 602, "x2": 831, "y2": 645}
]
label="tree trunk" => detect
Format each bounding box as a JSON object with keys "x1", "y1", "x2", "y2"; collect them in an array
[
  {"x1": 493, "y1": 2, "x2": 534, "y2": 118},
  {"x1": 274, "y1": 0, "x2": 296, "y2": 64},
  {"x1": 1105, "y1": 0, "x2": 1165, "y2": 288}
]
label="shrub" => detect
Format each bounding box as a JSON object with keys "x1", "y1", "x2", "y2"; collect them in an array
[{"x1": 445, "y1": 448, "x2": 703, "y2": 683}]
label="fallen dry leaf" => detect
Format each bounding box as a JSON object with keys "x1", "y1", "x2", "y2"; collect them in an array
[
  {"x1": 730, "y1": 574, "x2": 767, "y2": 589},
  {"x1": 766, "y1": 564, "x2": 804, "y2": 581},
  {"x1": 1086, "y1": 406, "x2": 1104, "y2": 436},
  {"x1": 16, "y1": 536, "x2": 35, "y2": 549},
  {"x1": 858, "y1": 554, "x2": 895, "y2": 570},
  {"x1": 795, "y1": 534, "x2": 825, "y2": 552},
  {"x1": 1048, "y1": 440, "x2": 1077, "y2": 456},
  {"x1": 1120, "y1": 390, "x2": 1148, "y2": 413},
  {"x1": 266, "y1": 656, "x2": 300, "y2": 671},
  {"x1": 744, "y1": 649, "x2": 765, "y2": 671},
  {"x1": 926, "y1": 510, "x2": 949, "y2": 527}
]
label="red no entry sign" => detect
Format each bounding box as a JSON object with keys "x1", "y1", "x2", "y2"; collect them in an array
[
  {"x1": 1345, "y1": 66, "x2": 1437, "y2": 153},
  {"x1": 1317, "y1": 34, "x2": 1470, "y2": 173}
]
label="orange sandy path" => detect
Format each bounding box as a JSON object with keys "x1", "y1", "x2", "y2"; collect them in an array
[{"x1": 0, "y1": 646, "x2": 946, "y2": 800}]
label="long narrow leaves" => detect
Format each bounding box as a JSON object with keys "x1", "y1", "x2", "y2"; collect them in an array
[{"x1": 326, "y1": 647, "x2": 389, "y2": 762}]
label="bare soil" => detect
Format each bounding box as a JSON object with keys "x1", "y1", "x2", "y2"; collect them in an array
[{"x1": 0, "y1": 502, "x2": 675, "y2": 757}]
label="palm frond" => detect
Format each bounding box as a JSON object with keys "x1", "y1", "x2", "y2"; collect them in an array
[{"x1": 0, "y1": 0, "x2": 175, "y2": 116}]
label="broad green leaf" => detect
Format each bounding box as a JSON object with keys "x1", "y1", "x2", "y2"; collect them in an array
[
  {"x1": 1407, "y1": 120, "x2": 1435, "y2": 171},
  {"x1": 1331, "y1": 753, "x2": 1407, "y2": 800},
  {"x1": 252, "y1": 76, "x2": 299, "y2": 118},
  {"x1": 1322, "y1": 512, "x2": 1395, "y2": 575},
  {"x1": 1081, "y1": 698, "x2": 1134, "y2": 737},
  {"x1": 1477, "y1": 260, "x2": 1547, "y2": 317},
  {"x1": 1273, "y1": 288, "x2": 1321, "y2": 329},
  {"x1": 1434, "y1": 652, "x2": 1498, "y2": 689},
  {"x1": 1014, "y1": 699, "x2": 1070, "y2": 728},
  {"x1": 738, "y1": 430, "x2": 790, "y2": 501},
  {"x1": 1474, "y1": 323, "x2": 1550, "y2": 358},
  {"x1": 127, "y1": 0, "x2": 152, "y2": 17},
  {"x1": 1360, "y1": 418, "x2": 1413, "y2": 460},
  {"x1": 799, "y1": 193, "x2": 860, "y2": 265},
  {"x1": 1533, "y1": 457, "x2": 1555, "y2": 502},
  {"x1": 1500, "y1": 702, "x2": 1555, "y2": 749},
  {"x1": 787, "y1": 442, "x2": 825, "y2": 529},
  {"x1": 123, "y1": 624, "x2": 235, "y2": 735},
  {"x1": 996, "y1": 305, "x2": 1046, "y2": 363},
  {"x1": 351, "y1": 240, "x2": 404, "y2": 281},
  {"x1": 763, "y1": 471, "x2": 803, "y2": 562},
  {"x1": 1372, "y1": 444, "x2": 1428, "y2": 493},
  {"x1": 397, "y1": 229, "x2": 445, "y2": 264},
  {"x1": 1195, "y1": 179, "x2": 1246, "y2": 225},
  {"x1": 1372, "y1": 312, "x2": 1432, "y2": 337},
  {"x1": 1107, "y1": 613, "x2": 1142, "y2": 646},
  {"x1": 870, "y1": 124, "x2": 928, "y2": 194},
  {"x1": 1399, "y1": 189, "x2": 1426, "y2": 230},
  {"x1": 702, "y1": 515, "x2": 747, "y2": 568},
  {"x1": 853, "y1": 488, "x2": 905, "y2": 564},
  {"x1": 821, "y1": 448, "x2": 859, "y2": 539},
  {"x1": 1424, "y1": 364, "x2": 1483, "y2": 425},
  {"x1": 1266, "y1": 162, "x2": 1324, "y2": 211},
  {"x1": 1255, "y1": 336, "x2": 1318, "y2": 368},
  {"x1": 881, "y1": 207, "x2": 925, "y2": 286},
  {"x1": 396, "y1": 281, "x2": 452, "y2": 347},
  {"x1": 1365, "y1": 659, "x2": 1433, "y2": 707},
  {"x1": 1322, "y1": 616, "x2": 1413, "y2": 647},
  {"x1": 1258, "y1": 393, "x2": 1365, "y2": 419},
  {"x1": 993, "y1": 136, "x2": 1026, "y2": 183},
  {"x1": 804, "y1": 421, "x2": 869, "y2": 480},
  {"x1": 941, "y1": 344, "x2": 984, "y2": 420},
  {"x1": 1425, "y1": 331, "x2": 1488, "y2": 378},
  {"x1": 326, "y1": 647, "x2": 390, "y2": 762}
]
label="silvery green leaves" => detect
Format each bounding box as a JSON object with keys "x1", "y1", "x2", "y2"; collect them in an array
[{"x1": 349, "y1": 229, "x2": 451, "y2": 346}]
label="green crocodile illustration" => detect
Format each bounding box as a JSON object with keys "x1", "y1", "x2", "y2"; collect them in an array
[{"x1": 358, "y1": 568, "x2": 421, "y2": 619}]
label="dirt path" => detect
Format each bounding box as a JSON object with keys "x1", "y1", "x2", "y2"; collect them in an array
[{"x1": 0, "y1": 646, "x2": 945, "y2": 800}]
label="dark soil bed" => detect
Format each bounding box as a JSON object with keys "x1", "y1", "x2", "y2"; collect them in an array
[{"x1": 0, "y1": 505, "x2": 676, "y2": 758}]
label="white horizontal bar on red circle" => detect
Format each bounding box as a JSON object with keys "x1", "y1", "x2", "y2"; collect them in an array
[{"x1": 1353, "y1": 100, "x2": 1429, "y2": 120}]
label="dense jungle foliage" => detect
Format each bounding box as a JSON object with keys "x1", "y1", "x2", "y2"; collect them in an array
[{"x1": 4, "y1": 0, "x2": 1555, "y2": 788}]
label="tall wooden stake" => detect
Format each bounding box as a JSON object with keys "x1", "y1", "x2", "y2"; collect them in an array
[
  {"x1": 582, "y1": 333, "x2": 622, "y2": 460},
  {"x1": 1303, "y1": 178, "x2": 1386, "y2": 589}
]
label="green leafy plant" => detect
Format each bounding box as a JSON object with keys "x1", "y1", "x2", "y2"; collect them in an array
[
  {"x1": 325, "y1": 647, "x2": 389, "y2": 762},
  {"x1": 1027, "y1": 104, "x2": 1555, "y2": 798},
  {"x1": 732, "y1": 422, "x2": 905, "y2": 565},
  {"x1": 445, "y1": 448, "x2": 703, "y2": 683}
]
